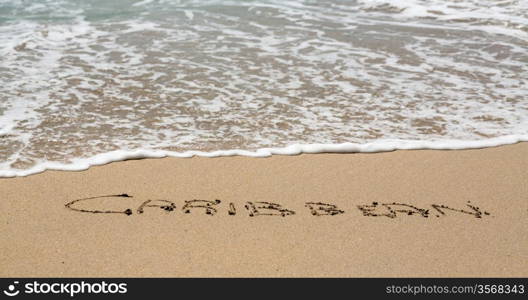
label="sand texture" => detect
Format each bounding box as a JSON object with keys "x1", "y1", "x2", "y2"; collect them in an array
[{"x1": 1, "y1": 143, "x2": 527, "y2": 277}]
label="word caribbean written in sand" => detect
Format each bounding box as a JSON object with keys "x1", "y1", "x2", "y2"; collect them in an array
[{"x1": 64, "y1": 194, "x2": 491, "y2": 219}]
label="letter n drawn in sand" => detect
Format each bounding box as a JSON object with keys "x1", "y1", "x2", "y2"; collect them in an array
[
  {"x1": 64, "y1": 193, "x2": 133, "y2": 216},
  {"x1": 431, "y1": 201, "x2": 490, "y2": 218},
  {"x1": 305, "y1": 202, "x2": 345, "y2": 216},
  {"x1": 182, "y1": 199, "x2": 221, "y2": 216},
  {"x1": 245, "y1": 202, "x2": 295, "y2": 217}
]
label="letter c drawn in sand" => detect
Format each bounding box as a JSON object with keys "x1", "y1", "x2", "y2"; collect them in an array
[{"x1": 64, "y1": 193, "x2": 134, "y2": 216}]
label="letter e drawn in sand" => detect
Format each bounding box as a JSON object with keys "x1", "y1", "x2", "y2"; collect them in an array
[
  {"x1": 357, "y1": 202, "x2": 429, "y2": 218},
  {"x1": 245, "y1": 201, "x2": 295, "y2": 217}
]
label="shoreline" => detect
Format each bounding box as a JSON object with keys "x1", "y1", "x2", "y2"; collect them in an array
[
  {"x1": 2, "y1": 135, "x2": 528, "y2": 178},
  {"x1": 1, "y1": 143, "x2": 527, "y2": 277}
]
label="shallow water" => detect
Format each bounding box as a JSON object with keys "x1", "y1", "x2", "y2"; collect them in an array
[{"x1": 0, "y1": 0, "x2": 527, "y2": 176}]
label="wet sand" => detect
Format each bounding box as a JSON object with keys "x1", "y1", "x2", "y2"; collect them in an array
[{"x1": 0, "y1": 143, "x2": 527, "y2": 277}]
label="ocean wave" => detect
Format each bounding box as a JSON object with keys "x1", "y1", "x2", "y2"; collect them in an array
[
  {"x1": 0, "y1": 0, "x2": 527, "y2": 176},
  {"x1": 1, "y1": 135, "x2": 527, "y2": 177}
]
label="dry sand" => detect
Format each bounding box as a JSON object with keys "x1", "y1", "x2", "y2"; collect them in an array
[{"x1": 1, "y1": 143, "x2": 527, "y2": 277}]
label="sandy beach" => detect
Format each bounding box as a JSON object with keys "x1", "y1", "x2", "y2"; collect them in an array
[{"x1": 1, "y1": 143, "x2": 527, "y2": 277}]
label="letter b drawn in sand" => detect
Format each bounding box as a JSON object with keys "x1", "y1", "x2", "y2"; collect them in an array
[
  {"x1": 182, "y1": 199, "x2": 221, "y2": 215},
  {"x1": 305, "y1": 202, "x2": 345, "y2": 216},
  {"x1": 245, "y1": 201, "x2": 295, "y2": 217}
]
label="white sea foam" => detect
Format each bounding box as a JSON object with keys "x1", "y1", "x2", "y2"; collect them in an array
[
  {"x1": 0, "y1": 0, "x2": 527, "y2": 177},
  {"x1": 0, "y1": 135, "x2": 526, "y2": 178}
]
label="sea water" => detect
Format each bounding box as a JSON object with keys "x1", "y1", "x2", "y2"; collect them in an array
[{"x1": 0, "y1": 0, "x2": 527, "y2": 176}]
